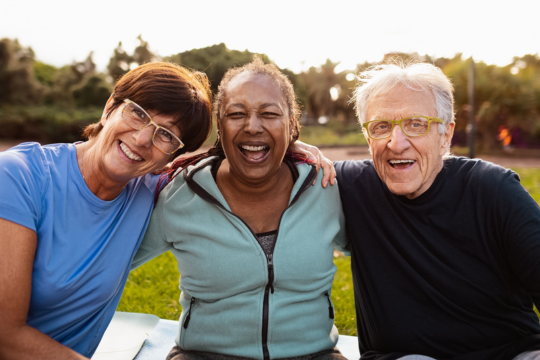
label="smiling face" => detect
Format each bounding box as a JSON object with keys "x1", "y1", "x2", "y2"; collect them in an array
[
  {"x1": 365, "y1": 84, "x2": 454, "y2": 199},
  {"x1": 219, "y1": 72, "x2": 292, "y2": 185},
  {"x1": 93, "y1": 103, "x2": 178, "y2": 184}
]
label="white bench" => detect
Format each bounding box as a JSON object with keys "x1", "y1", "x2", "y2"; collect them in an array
[{"x1": 93, "y1": 312, "x2": 360, "y2": 360}]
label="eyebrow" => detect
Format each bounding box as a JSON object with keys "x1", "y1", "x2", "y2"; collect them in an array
[
  {"x1": 227, "y1": 103, "x2": 246, "y2": 109},
  {"x1": 259, "y1": 103, "x2": 280, "y2": 109}
]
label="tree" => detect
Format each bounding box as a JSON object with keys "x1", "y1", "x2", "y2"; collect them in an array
[
  {"x1": 107, "y1": 36, "x2": 156, "y2": 82},
  {"x1": 0, "y1": 38, "x2": 43, "y2": 105},
  {"x1": 107, "y1": 42, "x2": 133, "y2": 81},
  {"x1": 133, "y1": 35, "x2": 154, "y2": 65},
  {"x1": 165, "y1": 43, "x2": 271, "y2": 94}
]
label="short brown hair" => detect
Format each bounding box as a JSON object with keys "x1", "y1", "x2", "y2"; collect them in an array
[{"x1": 82, "y1": 62, "x2": 212, "y2": 158}]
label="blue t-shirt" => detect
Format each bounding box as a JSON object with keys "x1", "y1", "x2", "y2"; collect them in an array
[{"x1": 0, "y1": 142, "x2": 159, "y2": 357}]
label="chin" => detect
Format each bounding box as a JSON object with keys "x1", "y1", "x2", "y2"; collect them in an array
[{"x1": 386, "y1": 183, "x2": 416, "y2": 198}]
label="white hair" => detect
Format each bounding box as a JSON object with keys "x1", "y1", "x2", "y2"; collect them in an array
[{"x1": 352, "y1": 61, "x2": 455, "y2": 135}]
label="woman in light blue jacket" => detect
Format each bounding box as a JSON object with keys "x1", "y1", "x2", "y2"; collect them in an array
[{"x1": 134, "y1": 58, "x2": 349, "y2": 360}]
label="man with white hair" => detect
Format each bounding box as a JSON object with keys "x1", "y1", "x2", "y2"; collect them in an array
[{"x1": 334, "y1": 62, "x2": 540, "y2": 360}]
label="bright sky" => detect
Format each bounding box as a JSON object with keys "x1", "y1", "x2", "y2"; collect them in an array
[{"x1": 3, "y1": 0, "x2": 539, "y2": 73}]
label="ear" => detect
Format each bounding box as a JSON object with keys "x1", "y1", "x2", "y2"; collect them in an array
[
  {"x1": 439, "y1": 122, "x2": 455, "y2": 156},
  {"x1": 289, "y1": 116, "x2": 296, "y2": 142},
  {"x1": 100, "y1": 94, "x2": 115, "y2": 126}
]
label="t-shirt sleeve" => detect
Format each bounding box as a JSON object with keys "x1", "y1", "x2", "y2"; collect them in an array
[
  {"x1": 131, "y1": 189, "x2": 172, "y2": 269},
  {"x1": 0, "y1": 144, "x2": 47, "y2": 232},
  {"x1": 498, "y1": 172, "x2": 540, "y2": 307}
]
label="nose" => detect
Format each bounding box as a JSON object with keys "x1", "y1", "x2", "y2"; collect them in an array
[
  {"x1": 244, "y1": 112, "x2": 263, "y2": 135},
  {"x1": 386, "y1": 123, "x2": 410, "y2": 153},
  {"x1": 133, "y1": 125, "x2": 154, "y2": 147}
]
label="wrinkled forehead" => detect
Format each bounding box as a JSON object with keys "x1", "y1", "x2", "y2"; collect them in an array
[{"x1": 366, "y1": 84, "x2": 437, "y2": 121}]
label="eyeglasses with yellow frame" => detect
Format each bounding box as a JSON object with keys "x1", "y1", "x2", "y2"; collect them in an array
[
  {"x1": 362, "y1": 116, "x2": 443, "y2": 140},
  {"x1": 121, "y1": 99, "x2": 184, "y2": 155}
]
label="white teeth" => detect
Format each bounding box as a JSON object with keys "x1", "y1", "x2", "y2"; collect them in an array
[
  {"x1": 389, "y1": 160, "x2": 415, "y2": 164},
  {"x1": 241, "y1": 145, "x2": 267, "y2": 151},
  {"x1": 120, "y1": 142, "x2": 143, "y2": 161}
]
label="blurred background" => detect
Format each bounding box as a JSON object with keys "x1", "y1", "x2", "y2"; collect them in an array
[
  {"x1": 1, "y1": 0, "x2": 540, "y2": 155},
  {"x1": 3, "y1": 0, "x2": 540, "y2": 333}
]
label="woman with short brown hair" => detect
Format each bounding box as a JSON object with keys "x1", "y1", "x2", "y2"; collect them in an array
[{"x1": 0, "y1": 62, "x2": 213, "y2": 360}]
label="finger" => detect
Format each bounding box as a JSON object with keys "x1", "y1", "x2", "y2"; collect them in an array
[
  {"x1": 321, "y1": 159, "x2": 334, "y2": 188},
  {"x1": 312, "y1": 159, "x2": 321, "y2": 186},
  {"x1": 329, "y1": 164, "x2": 337, "y2": 186}
]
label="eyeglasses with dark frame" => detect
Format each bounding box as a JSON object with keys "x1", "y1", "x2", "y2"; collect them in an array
[
  {"x1": 362, "y1": 116, "x2": 444, "y2": 140},
  {"x1": 121, "y1": 99, "x2": 184, "y2": 155}
]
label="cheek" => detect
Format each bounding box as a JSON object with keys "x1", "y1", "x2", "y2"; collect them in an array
[{"x1": 151, "y1": 150, "x2": 172, "y2": 170}]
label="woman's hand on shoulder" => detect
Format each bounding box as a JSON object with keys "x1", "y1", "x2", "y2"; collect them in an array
[{"x1": 290, "y1": 141, "x2": 336, "y2": 188}]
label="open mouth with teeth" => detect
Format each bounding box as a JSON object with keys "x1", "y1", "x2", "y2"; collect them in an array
[
  {"x1": 388, "y1": 159, "x2": 415, "y2": 169},
  {"x1": 119, "y1": 140, "x2": 144, "y2": 162},
  {"x1": 239, "y1": 144, "x2": 270, "y2": 162}
]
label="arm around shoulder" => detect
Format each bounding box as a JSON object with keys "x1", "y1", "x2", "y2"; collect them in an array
[{"x1": 131, "y1": 189, "x2": 173, "y2": 269}]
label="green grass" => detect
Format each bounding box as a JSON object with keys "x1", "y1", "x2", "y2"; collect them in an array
[
  {"x1": 331, "y1": 257, "x2": 356, "y2": 335},
  {"x1": 118, "y1": 168, "x2": 540, "y2": 333},
  {"x1": 514, "y1": 168, "x2": 540, "y2": 202}
]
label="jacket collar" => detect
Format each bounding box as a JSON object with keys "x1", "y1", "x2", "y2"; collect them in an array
[{"x1": 182, "y1": 156, "x2": 317, "y2": 210}]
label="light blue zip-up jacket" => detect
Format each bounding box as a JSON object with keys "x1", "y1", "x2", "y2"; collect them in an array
[{"x1": 133, "y1": 156, "x2": 349, "y2": 359}]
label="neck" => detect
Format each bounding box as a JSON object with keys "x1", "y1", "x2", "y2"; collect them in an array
[
  {"x1": 216, "y1": 160, "x2": 292, "y2": 201},
  {"x1": 76, "y1": 141, "x2": 130, "y2": 201}
]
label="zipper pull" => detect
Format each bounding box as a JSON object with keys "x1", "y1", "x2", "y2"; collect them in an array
[
  {"x1": 183, "y1": 297, "x2": 196, "y2": 329},
  {"x1": 324, "y1": 291, "x2": 334, "y2": 319},
  {"x1": 267, "y1": 254, "x2": 275, "y2": 294}
]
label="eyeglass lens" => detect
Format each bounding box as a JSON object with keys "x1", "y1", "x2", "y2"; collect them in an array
[
  {"x1": 368, "y1": 117, "x2": 430, "y2": 139},
  {"x1": 123, "y1": 103, "x2": 181, "y2": 153}
]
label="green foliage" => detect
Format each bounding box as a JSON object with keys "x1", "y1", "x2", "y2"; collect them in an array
[
  {"x1": 72, "y1": 75, "x2": 111, "y2": 107},
  {"x1": 107, "y1": 35, "x2": 157, "y2": 82},
  {"x1": 2, "y1": 36, "x2": 540, "y2": 151},
  {"x1": 0, "y1": 38, "x2": 43, "y2": 105},
  {"x1": 165, "y1": 43, "x2": 271, "y2": 95},
  {"x1": 0, "y1": 105, "x2": 101, "y2": 143},
  {"x1": 441, "y1": 55, "x2": 540, "y2": 151},
  {"x1": 298, "y1": 59, "x2": 357, "y2": 124},
  {"x1": 34, "y1": 61, "x2": 57, "y2": 87},
  {"x1": 107, "y1": 42, "x2": 133, "y2": 81}
]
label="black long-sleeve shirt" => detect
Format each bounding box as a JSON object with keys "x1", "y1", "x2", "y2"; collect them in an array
[{"x1": 335, "y1": 157, "x2": 540, "y2": 360}]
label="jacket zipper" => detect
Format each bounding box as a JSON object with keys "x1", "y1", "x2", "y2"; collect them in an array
[
  {"x1": 186, "y1": 162, "x2": 317, "y2": 360},
  {"x1": 183, "y1": 297, "x2": 196, "y2": 329},
  {"x1": 324, "y1": 291, "x2": 334, "y2": 319},
  {"x1": 262, "y1": 253, "x2": 274, "y2": 360}
]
